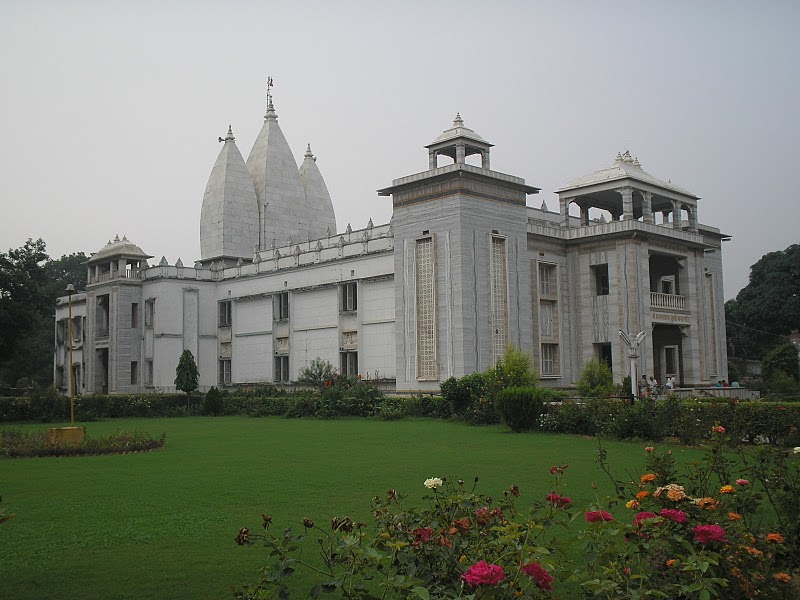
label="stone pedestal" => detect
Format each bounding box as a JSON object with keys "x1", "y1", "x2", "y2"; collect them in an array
[{"x1": 49, "y1": 426, "x2": 86, "y2": 446}]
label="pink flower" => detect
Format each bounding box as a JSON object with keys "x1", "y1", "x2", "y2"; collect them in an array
[
  {"x1": 585, "y1": 510, "x2": 614, "y2": 523},
  {"x1": 633, "y1": 511, "x2": 658, "y2": 526},
  {"x1": 693, "y1": 524, "x2": 729, "y2": 544},
  {"x1": 521, "y1": 562, "x2": 554, "y2": 591},
  {"x1": 736, "y1": 479, "x2": 750, "y2": 486},
  {"x1": 711, "y1": 425, "x2": 726, "y2": 434},
  {"x1": 660, "y1": 509, "x2": 688, "y2": 523},
  {"x1": 645, "y1": 446, "x2": 654, "y2": 453},
  {"x1": 463, "y1": 561, "x2": 505, "y2": 587}
]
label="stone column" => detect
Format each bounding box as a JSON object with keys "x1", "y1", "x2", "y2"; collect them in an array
[
  {"x1": 642, "y1": 191, "x2": 654, "y2": 224},
  {"x1": 620, "y1": 187, "x2": 634, "y2": 220},
  {"x1": 456, "y1": 143, "x2": 466, "y2": 164},
  {"x1": 560, "y1": 197, "x2": 571, "y2": 228},
  {"x1": 671, "y1": 200, "x2": 681, "y2": 229},
  {"x1": 482, "y1": 149, "x2": 490, "y2": 170},
  {"x1": 428, "y1": 150, "x2": 436, "y2": 170},
  {"x1": 687, "y1": 205, "x2": 698, "y2": 232},
  {"x1": 580, "y1": 204, "x2": 590, "y2": 226}
]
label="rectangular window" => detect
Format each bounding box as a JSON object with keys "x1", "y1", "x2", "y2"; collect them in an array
[
  {"x1": 341, "y1": 282, "x2": 358, "y2": 312},
  {"x1": 130, "y1": 361, "x2": 138, "y2": 385},
  {"x1": 340, "y1": 351, "x2": 358, "y2": 377},
  {"x1": 218, "y1": 359, "x2": 231, "y2": 384},
  {"x1": 144, "y1": 299, "x2": 155, "y2": 327},
  {"x1": 594, "y1": 264, "x2": 609, "y2": 296},
  {"x1": 274, "y1": 356, "x2": 289, "y2": 382},
  {"x1": 131, "y1": 303, "x2": 139, "y2": 328},
  {"x1": 541, "y1": 344, "x2": 560, "y2": 377},
  {"x1": 661, "y1": 276, "x2": 675, "y2": 295},
  {"x1": 490, "y1": 236, "x2": 509, "y2": 365},
  {"x1": 275, "y1": 292, "x2": 290, "y2": 320},
  {"x1": 145, "y1": 360, "x2": 153, "y2": 386},
  {"x1": 219, "y1": 300, "x2": 232, "y2": 327},
  {"x1": 540, "y1": 301, "x2": 554, "y2": 337},
  {"x1": 539, "y1": 263, "x2": 556, "y2": 297},
  {"x1": 415, "y1": 237, "x2": 437, "y2": 380}
]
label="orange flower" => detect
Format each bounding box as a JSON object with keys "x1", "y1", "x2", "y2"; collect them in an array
[
  {"x1": 667, "y1": 488, "x2": 686, "y2": 501},
  {"x1": 666, "y1": 559, "x2": 679, "y2": 567},
  {"x1": 640, "y1": 473, "x2": 657, "y2": 484},
  {"x1": 743, "y1": 546, "x2": 763, "y2": 557},
  {"x1": 773, "y1": 573, "x2": 792, "y2": 583},
  {"x1": 695, "y1": 497, "x2": 718, "y2": 510},
  {"x1": 766, "y1": 533, "x2": 785, "y2": 544},
  {"x1": 720, "y1": 485, "x2": 735, "y2": 494},
  {"x1": 636, "y1": 491, "x2": 650, "y2": 500},
  {"x1": 728, "y1": 512, "x2": 742, "y2": 521}
]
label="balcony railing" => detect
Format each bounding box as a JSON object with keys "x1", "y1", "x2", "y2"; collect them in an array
[
  {"x1": 650, "y1": 292, "x2": 686, "y2": 311},
  {"x1": 88, "y1": 270, "x2": 144, "y2": 284}
]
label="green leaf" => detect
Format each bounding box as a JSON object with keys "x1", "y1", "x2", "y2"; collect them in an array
[
  {"x1": 699, "y1": 590, "x2": 710, "y2": 600},
  {"x1": 411, "y1": 587, "x2": 430, "y2": 600}
]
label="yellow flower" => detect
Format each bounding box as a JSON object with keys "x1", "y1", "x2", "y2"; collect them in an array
[
  {"x1": 640, "y1": 473, "x2": 657, "y2": 484},
  {"x1": 773, "y1": 573, "x2": 792, "y2": 583},
  {"x1": 459, "y1": 555, "x2": 467, "y2": 564},
  {"x1": 720, "y1": 485, "x2": 735, "y2": 494},
  {"x1": 626, "y1": 499, "x2": 639, "y2": 509}
]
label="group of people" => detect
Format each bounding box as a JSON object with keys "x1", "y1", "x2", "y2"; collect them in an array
[
  {"x1": 715, "y1": 380, "x2": 740, "y2": 388},
  {"x1": 639, "y1": 375, "x2": 676, "y2": 397}
]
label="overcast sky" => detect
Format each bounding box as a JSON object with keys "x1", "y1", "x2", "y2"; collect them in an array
[{"x1": 1, "y1": 1, "x2": 797, "y2": 299}]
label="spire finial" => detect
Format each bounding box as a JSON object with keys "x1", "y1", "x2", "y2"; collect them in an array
[
  {"x1": 219, "y1": 125, "x2": 235, "y2": 143},
  {"x1": 304, "y1": 143, "x2": 314, "y2": 160},
  {"x1": 264, "y1": 76, "x2": 277, "y2": 121},
  {"x1": 453, "y1": 112, "x2": 464, "y2": 127}
]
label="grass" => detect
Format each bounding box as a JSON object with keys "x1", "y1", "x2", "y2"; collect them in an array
[{"x1": 0, "y1": 417, "x2": 710, "y2": 600}]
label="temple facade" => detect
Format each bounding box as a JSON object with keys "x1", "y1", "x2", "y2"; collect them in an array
[{"x1": 54, "y1": 98, "x2": 729, "y2": 395}]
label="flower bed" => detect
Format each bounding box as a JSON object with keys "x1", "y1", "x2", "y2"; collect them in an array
[
  {"x1": 236, "y1": 427, "x2": 799, "y2": 599},
  {"x1": 0, "y1": 428, "x2": 166, "y2": 458}
]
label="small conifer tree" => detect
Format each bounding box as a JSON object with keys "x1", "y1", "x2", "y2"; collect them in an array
[{"x1": 175, "y1": 349, "x2": 199, "y2": 410}]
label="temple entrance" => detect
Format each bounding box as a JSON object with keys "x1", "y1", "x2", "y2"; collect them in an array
[{"x1": 651, "y1": 324, "x2": 683, "y2": 385}]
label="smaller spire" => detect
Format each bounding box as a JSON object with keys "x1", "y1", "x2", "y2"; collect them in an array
[
  {"x1": 114, "y1": 234, "x2": 120, "y2": 242},
  {"x1": 175, "y1": 258, "x2": 184, "y2": 268},
  {"x1": 264, "y1": 76, "x2": 277, "y2": 121},
  {"x1": 220, "y1": 125, "x2": 234, "y2": 143},
  {"x1": 453, "y1": 112, "x2": 464, "y2": 127},
  {"x1": 305, "y1": 143, "x2": 314, "y2": 159}
]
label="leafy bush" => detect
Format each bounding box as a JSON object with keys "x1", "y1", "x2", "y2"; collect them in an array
[
  {"x1": 577, "y1": 359, "x2": 615, "y2": 398},
  {"x1": 0, "y1": 428, "x2": 166, "y2": 458},
  {"x1": 237, "y1": 434, "x2": 800, "y2": 599},
  {"x1": 297, "y1": 358, "x2": 336, "y2": 389},
  {"x1": 485, "y1": 346, "x2": 539, "y2": 395},
  {"x1": 201, "y1": 387, "x2": 224, "y2": 416},
  {"x1": 495, "y1": 386, "x2": 545, "y2": 432},
  {"x1": 440, "y1": 372, "x2": 487, "y2": 415}
]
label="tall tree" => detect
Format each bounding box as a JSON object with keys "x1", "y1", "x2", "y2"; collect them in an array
[
  {"x1": 175, "y1": 349, "x2": 199, "y2": 409},
  {"x1": 0, "y1": 239, "x2": 49, "y2": 386},
  {"x1": 726, "y1": 244, "x2": 800, "y2": 360}
]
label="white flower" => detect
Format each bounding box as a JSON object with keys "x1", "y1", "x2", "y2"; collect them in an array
[
  {"x1": 423, "y1": 477, "x2": 443, "y2": 490},
  {"x1": 794, "y1": 447, "x2": 800, "y2": 454}
]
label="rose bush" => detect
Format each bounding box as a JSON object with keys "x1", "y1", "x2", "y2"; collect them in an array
[{"x1": 236, "y1": 429, "x2": 799, "y2": 599}]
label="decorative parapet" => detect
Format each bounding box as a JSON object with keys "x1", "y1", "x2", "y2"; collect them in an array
[
  {"x1": 527, "y1": 218, "x2": 705, "y2": 245},
  {"x1": 650, "y1": 292, "x2": 686, "y2": 311}
]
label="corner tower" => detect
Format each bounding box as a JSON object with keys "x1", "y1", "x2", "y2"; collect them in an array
[{"x1": 379, "y1": 115, "x2": 539, "y2": 392}]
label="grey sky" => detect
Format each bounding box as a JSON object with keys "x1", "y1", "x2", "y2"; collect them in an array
[{"x1": 1, "y1": 1, "x2": 797, "y2": 300}]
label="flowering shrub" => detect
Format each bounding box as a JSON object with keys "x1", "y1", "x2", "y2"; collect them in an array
[
  {"x1": 0, "y1": 428, "x2": 166, "y2": 457},
  {"x1": 237, "y1": 428, "x2": 799, "y2": 599}
]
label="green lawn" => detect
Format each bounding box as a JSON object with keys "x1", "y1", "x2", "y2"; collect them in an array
[{"x1": 0, "y1": 417, "x2": 709, "y2": 600}]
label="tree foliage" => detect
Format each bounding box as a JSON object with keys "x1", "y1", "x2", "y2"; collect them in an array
[
  {"x1": 174, "y1": 349, "x2": 199, "y2": 403},
  {"x1": 761, "y1": 341, "x2": 800, "y2": 385},
  {"x1": 0, "y1": 240, "x2": 88, "y2": 388},
  {"x1": 576, "y1": 359, "x2": 615, "y2": 398},
  {"x1": 297, "y1": 358, "x2": 336, "y2": 389},
  {"x1": 726, "y1": 244, "x2": 800, "y2": 360}
]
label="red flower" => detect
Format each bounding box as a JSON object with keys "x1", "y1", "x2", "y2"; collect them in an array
[
  {"x1": 521, "y1": 562, "x2": 554, "y2": 591},
  {"x1": 660, "y1": 509, "x2": 687, "y2": 523},
  {"x1": 411, "y1": 527, "x2": 433, "y2": 545},
  {"x1": 463, "y1": 561, "x2": 505, "y2": 587},
  {"x1": 585, "y1": 510, "x2": 614, "y2": 523},
  {"x1": 645, "y1": 446, "x2": 654, "y2": 453},
  {"x1": 633, "y1": 511, "x2": 658, "y2": 526},
  {"x1": 693, "y1": 524, "x2": 729, "y2": 544}
]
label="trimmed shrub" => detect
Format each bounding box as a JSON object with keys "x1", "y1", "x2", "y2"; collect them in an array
[
  {"x1": 201, "y1": 387, "x2": 224, "y2": 416},
  {"x1": 495, "y1": 386, "x2": 545, "y2": 432},
  {"x1": 0, "y1": 428, "x2": 166, "y2": 458},
  {"x1": 440, "y1": 372, "x2": 487, "y2": 415},
  {"x1": 576, "y1": 359, "x2": 615, "y2": 398}
]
